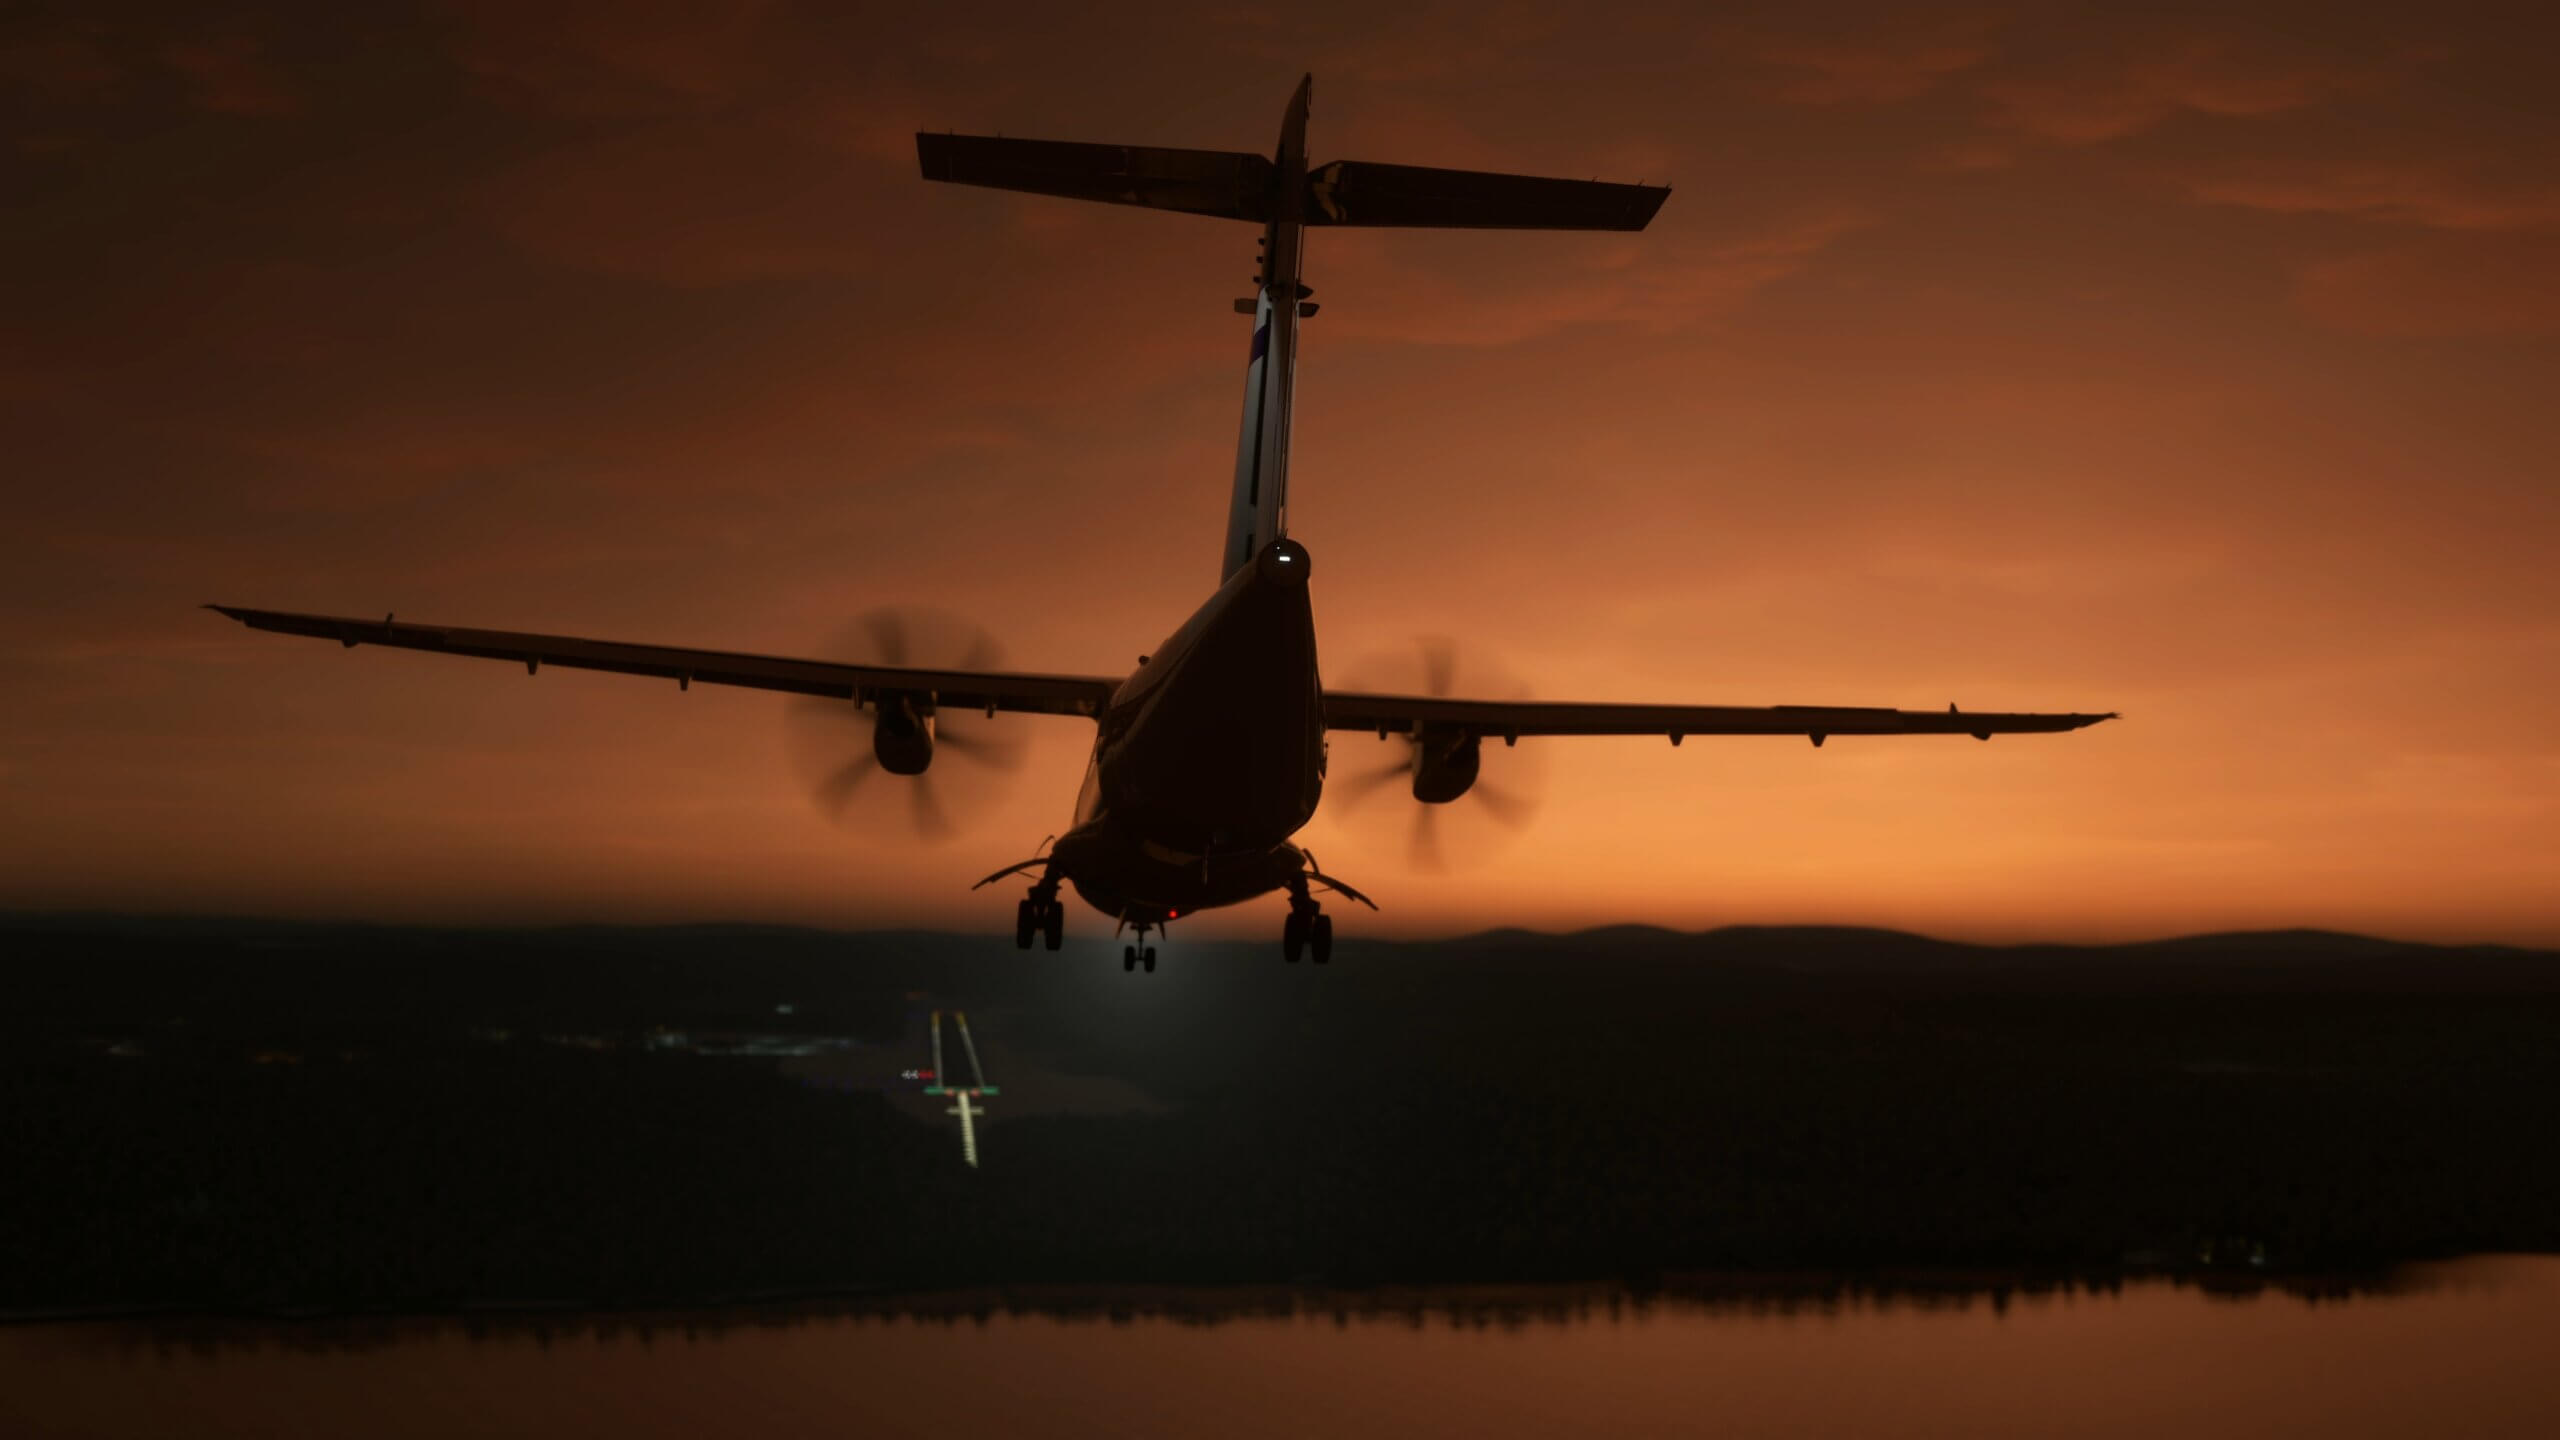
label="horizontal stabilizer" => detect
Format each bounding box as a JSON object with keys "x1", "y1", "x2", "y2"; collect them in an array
[
  {"x1": 1307, "y1": 160, "x2": 1668, "y2": 231},
  {"x1": 916, "y1": 134, "x2": 1274, "y2": 221}
]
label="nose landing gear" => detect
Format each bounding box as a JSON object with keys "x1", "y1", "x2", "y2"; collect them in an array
[{"x1": 1119, "y1": 917, "x2": 1161, "y2": 973}]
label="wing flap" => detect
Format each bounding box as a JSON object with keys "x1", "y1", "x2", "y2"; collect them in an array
[
  {"x1": 210, "y1": 606, "x2": 1119, "y2": 718},
  {"x1": 1323, "y1": 692, "x2": 2115, "y2": 740}
]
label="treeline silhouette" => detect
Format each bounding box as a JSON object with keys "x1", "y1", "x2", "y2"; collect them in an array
[{"x1": 5, "y1": 916, "x2": 2557, "y2": 1312}]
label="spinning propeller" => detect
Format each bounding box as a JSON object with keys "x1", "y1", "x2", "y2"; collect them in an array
[
  {"x1": 1328, "y1": 637, "x2": 1548, "y2": 871},
  {"x1": 782, "y1": 607, "x2": 1029, "y2": 843}
]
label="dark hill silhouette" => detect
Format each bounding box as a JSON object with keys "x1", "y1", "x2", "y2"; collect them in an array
[{"x1": 4, "y1": 913, "x2": 2555, "y2": 1314}]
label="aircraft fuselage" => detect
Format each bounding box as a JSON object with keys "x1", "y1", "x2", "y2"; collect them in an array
[{"x1": 1050, "y1": 538, "x2": 1323, "y2": 926}]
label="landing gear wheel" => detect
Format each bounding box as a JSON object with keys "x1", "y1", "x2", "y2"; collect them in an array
[
  {"x1": 1283, "y1": 911, "x2": 1307, "y2": 963},
  {"x1": 1014, "y1": 899, "x2": 1037, "y2": 951},
  {"x1": 1309, "y1": 913, "x2": 1334, "y2": 966},
  {"x1": 1123, "y1": 945, "x2": 1138, "y2": 972},
  {"x1": 1040, "y1": 902, "x2": 1063, "y2": 951},
  {"x1": 1142, "y1": 946, "x2": 1157, "y2": 973}
]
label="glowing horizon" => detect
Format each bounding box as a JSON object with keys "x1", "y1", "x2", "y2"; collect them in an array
[{"x1": 5, "y1": 3, "x2": 2554, "y2": 945}]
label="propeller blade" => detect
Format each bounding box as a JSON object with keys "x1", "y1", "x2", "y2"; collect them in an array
[
  {"x1": 1332, "y1": 755, "x2": 1415, "y2": 810},
  {"x1": 813, "y1": 753, "x2": 878, "y2": 818},
  {"x1": 1332, "y1": 637, "x2": 1548, "y2": 871},
  {"x1": 1419, "y1": 636, "x2": 1457, "y2": 698},
  {"x1": 956, "y1": 630, "x2": 1001, "y2": 672},
  {"x1": 936, "y1": 718, "x2": 1028, "y2": 771},
  {"x1": 910, "y1": 776, "x2": 954, "y2": 841},
  {"x1": 782, "y1": 605, "x2": 1030, "y2": 844},
  {"x1": 790, "y1": 694, "x2": 867, "y2": 733},
  {"x1": 865, "y1": 610, "x2": 909, "y2": 667},
  {"x1": 1470, "y1": 776, "x2": 1536, "y2": 829},
  {"x1": 1409, "y1": 805, "x2": 1446, "y2": 872}
]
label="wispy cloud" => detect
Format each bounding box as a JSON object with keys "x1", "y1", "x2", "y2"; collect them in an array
[
  {"x1": 1320, "y1": 213, "x2": 1867, "y2": 347},
  {"x1": 1754, "y1": 36, "x2": 1991, "y2": 105},
  {"x1": 444, "y1": 0, "x2": 783, "y2": 118},
  {"x1": 1982, "y1": 37, "x2": 2365, "y2": 143},
  {"x1": 2187, "y1": 161, "x2": 2560, "y2": 337},
  {"x1": 2294, "y1": 237, "x2": 2560, "y2": 338},
  {"x1": 161, "y1": 34, "x2": 296, "y2": 116},
  {"x1": 481, "y1": 121, "x2": 883, "y2": 286},
  {"x1": 2187, "y1": 168, "x2": 2560, "y2": 233}
]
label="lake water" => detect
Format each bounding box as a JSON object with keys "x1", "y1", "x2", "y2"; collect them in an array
[{"x1": 7, "y1": 1258, "x2": 2557, "y2": 1438}]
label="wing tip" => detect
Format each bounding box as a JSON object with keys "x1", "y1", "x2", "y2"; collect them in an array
[{"x1": 1631, "y1": 183, "x2": 1671, "y2": 231}]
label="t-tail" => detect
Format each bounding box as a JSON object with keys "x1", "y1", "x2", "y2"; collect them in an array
[{"x1": 916, "y1": 75, "x2": 1670, "y2": 581}]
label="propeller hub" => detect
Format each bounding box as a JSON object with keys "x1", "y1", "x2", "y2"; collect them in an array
[
  {"x1": 873, "y1": 693, "x2": 934, "y2": 775},
  {"x1": 785, "y1": 607, "x2": 1028, "y2": 844},
  {"x1": 1411, "y1": 729, "x2": 1481, "y2": 804},
  {"x1": 1328, "y1": 638, "x2": 1547, "y2": 872}
]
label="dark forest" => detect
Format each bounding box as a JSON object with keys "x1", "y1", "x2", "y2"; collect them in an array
[{"x1": 7, "y1": 916, "x2": 2556, "y2": 1315}]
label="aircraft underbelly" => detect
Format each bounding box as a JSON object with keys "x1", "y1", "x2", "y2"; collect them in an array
[{"x1": 1060, "y1": 834, "x2": 1306, "y2": 923}]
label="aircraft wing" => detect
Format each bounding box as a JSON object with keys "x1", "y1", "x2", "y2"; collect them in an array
[
  {"x1": 207, "y1": 606, "x2": 1121, "y2": 719},
  {"x1": 1321, "y1": 692, "x2": 2115, "y2": 745}
]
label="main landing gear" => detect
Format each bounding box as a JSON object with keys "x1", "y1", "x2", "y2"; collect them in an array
[
  {"x1": 1013, "y1": 884, "x2": 1064, "y2": 952},
  {"x1": 1283, "y1": 905, "x2": 1333, "y2": 965},
  {"x1": 1282, "y1": 884, "x2": 1333, "y2": 965},
  {"x1": 1281, "y1": 860, "x2": 1374, "y2": 966},
  {"x1": 976, "y1": 849, "x2": 1065, "y2": 953}
]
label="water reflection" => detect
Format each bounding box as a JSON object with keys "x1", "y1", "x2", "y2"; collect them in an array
[
  {"x1": 5, "y1": 1259, "x2": 2556, "y2": 1439},
  {"x1": 35, "y1": 1268, "x2": 2425, "y2": 1357}
]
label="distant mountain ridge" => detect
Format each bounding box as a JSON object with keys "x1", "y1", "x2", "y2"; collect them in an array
[
  {"x1": 7, "y1": 910, "x2": 2547, "y2": 958},
  {"x1": 7, "y1": 914, "x2": 2551, "y2": 1042}
]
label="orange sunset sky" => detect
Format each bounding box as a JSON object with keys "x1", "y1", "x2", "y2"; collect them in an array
[{"x1": 6, "y1": 1, "x2": 2556, "y2": 943}]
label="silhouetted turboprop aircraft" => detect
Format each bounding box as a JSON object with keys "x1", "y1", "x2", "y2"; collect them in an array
[{"x1": 212, "y1": 77, "x2": 2114, "y2": 973}]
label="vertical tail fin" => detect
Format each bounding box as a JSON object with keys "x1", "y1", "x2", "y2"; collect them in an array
[
  {"x1": 915, "y1": 75, "x2": 1670, "y2": 583},
  {"x1": 1223, "y1": 75, "x2": 1311, "y2": 583}
]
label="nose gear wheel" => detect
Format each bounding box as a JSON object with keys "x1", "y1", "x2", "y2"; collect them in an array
[{"x1": 1117, "y1": 915, "x2": 1164, "y2": 974}]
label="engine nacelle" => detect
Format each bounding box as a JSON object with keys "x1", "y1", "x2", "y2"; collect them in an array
[
  {"x1": 872, "y1": 692, "x2": 935, "y2": 775},
  {"x1": 1410, "y1": 728, "x2": 1480, "y2": 804}
]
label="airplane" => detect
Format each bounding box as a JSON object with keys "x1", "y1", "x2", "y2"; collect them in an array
[{"x1": 211, "y1": 76, "x2": 2115, "y2": 974}]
